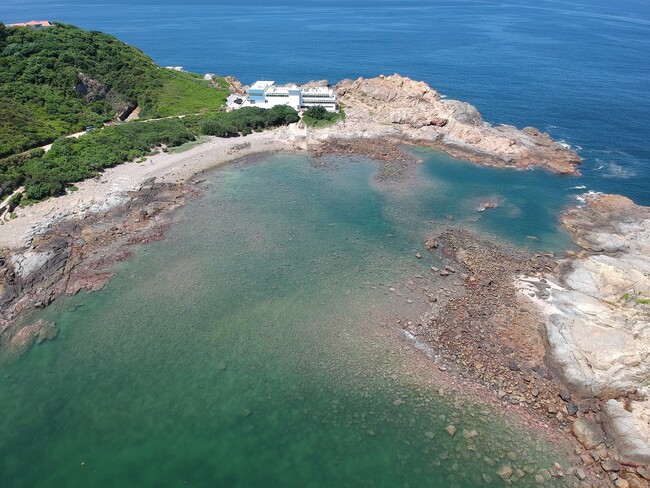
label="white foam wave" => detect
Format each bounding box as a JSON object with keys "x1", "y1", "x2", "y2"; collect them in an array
[
  {"x1": 558, "y1": 140, "x2": 582, "y2": 152},
  {"x1": 575, "y1": 190, "x2": 601, "y2": 204},
  {"x1": 596, "y1": 162, "x2": 636, "y2": 179}
]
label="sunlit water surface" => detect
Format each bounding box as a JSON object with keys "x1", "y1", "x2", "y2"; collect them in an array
[{"x1": 0, "y1": 151, "x2": 578, "y2": 487}]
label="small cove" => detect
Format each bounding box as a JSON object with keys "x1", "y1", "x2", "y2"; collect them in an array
[{"x1": 0, "y1": 149, "x2": 581, "y2": 487}]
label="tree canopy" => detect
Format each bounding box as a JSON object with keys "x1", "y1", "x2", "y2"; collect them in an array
[
  {"x1": 0, "y1": 22, "x2": 228, "y2": 157},
  {"x1": 0, "y1": 22, "x2": 300, "y2": 204}
]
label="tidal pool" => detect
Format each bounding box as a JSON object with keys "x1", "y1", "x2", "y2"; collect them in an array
[{"x1": 0, "y1": 150, "x2": 580, "y2": 487}]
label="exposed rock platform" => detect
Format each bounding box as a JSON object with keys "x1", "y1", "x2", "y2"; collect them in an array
[
  {"x1": 520, "y1": 194, "x2": 650, "y2": 467},
  {"x1": 0, "y1": 179, "x2": 191, "y2": 355},
  {"x1": 316, "y1": 74, "x2": 582, "y2": 175}
]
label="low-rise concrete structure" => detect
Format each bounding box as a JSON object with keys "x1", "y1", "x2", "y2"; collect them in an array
[{"x1": 243, "y1": 81, "x2": 338, "y2": 112}]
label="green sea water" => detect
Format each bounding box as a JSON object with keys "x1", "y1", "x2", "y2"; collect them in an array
[{"x1": 0, "y1": 150, "x2": 580, "y2": 487}]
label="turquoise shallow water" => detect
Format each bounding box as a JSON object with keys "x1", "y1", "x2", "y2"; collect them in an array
[{"x1": 0, "y1": 150, "x2": 577, "y2": 487}]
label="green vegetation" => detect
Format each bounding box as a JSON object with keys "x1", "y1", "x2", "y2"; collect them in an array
[
  {"x1": 0, "y1": 22, "x2": 228, "y2": 157},
  {"x1": 621, "y1": 293, "x2": 650, "y2": 306},
  {"x1": 302, "y1": 105, "x2": 345, "y2": 127},
  {"x1": 1, "y1": 106, "x2": 300, "y2": 202},
  {"x1": 186, "y1": 105, "x2": 300, "y2": 137},
  {"x1": 4, "y1": 118, "x2": 194, "y2": 202},
  {"x1": 0, "y1": 22, "x2": 302, "y2": 204},
  {"x1": 150, "y1": 71, "x2": 228, "y2": 118},
  {"x1": 7, "y1": 192, "x2": 22, "y2": 211},
  {"x1": 166, "y1": 136, "x2": 211, "y2": 154}
]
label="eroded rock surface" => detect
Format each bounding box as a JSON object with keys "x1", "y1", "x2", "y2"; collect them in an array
[
  {"x1": 322, "y1": 74, "x2": 581, "y2": 174},
  {"x1": 0, "y1": 180, "x2": 191, "y2": 355},
  {"x1": 520, "y1": 194, "x2": 650, "y2": 468},
  {"x1": 604, "y1": 399, "x2": 650, "y2": 466}
]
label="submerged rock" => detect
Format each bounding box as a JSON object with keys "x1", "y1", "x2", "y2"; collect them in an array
[
  {"x1": 496, "y1": 462, "x2": 513, "y2": 481},
  {"x1": 3, "y1": 319, "x2": 57, "y2": 361}
]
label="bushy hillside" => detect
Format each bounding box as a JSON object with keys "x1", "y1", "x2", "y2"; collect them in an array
[
  {"x1": 0, "y1": 22, "x2": 228, "y2": 157},
  {"x1": 0, "y1": 105, "x2": 299, "y2": 204}
]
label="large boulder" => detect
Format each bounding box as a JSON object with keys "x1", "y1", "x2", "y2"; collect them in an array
[{"x1": 603, "y1": 399, "x2": 650, "y2": 465}]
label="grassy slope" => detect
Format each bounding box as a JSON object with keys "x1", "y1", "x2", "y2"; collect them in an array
[
  {"x1": 152, "y1": 71, "x2": 228, "y2": 117},
  {"x1": 0, "y1": 22, "x2": 228, "y2": 157}
]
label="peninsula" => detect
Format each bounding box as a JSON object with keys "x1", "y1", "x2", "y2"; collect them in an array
[{"x1": 0, "y1": 22, "x2": 648, "y2": 487}]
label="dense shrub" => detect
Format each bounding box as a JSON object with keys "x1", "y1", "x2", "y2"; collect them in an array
[
  {"x1": 196, "y1": 105, "x2": 299, "y2": 136},
  {"x1": 6, "y1": 118, "x2": 195, "y2": 201},
  {"x1": 302, "y1": 105, "x2": 345, "y2": 127},
  {"x1": 7, "y1": 192, "x2": 22, "y2": 212},
  {"x1": 0, "y1": 22, "x2": 228, "y2": 157}
]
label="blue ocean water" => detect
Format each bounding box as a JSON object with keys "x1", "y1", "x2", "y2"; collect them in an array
[
  {"x1": 2, "y1": 4, "x2": 647, "y2": 485},
  {"x1": 2, "y1": 0, "x2": 649, "y2": 204}
]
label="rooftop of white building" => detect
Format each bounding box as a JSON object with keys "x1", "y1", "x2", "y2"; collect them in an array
[
  {"x1": 266, "y1": 84, "x2": 300, "y2": 95},
  {"x1": 250, "y1": 81, "x2": 275, "y2": 91}
]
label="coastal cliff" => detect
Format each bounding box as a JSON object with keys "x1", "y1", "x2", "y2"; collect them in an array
[{"x1": 316, "y1": 74, "x2": 582, "y2": 175}]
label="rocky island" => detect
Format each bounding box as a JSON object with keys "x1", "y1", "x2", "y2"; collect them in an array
[{"x1": 0, "y1": 24, "x2": 648, "y2": 487}]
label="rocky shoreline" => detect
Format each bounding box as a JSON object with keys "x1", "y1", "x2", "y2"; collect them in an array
[
  {"x1": 311, "y1": 137, "x2": 420, "y2": 183},
  {"x1": 0, "y1": 74, "x2": 647, "y2": 486},
  {"x1": 0, "y1": 179, "x2": 193, "y2": 358},
  {"x1": 388, "y1": 196, "x2": 649, "y2": 487},
  {"x1": 323, "y1": 74, "x2": 582, "y2": 175}
]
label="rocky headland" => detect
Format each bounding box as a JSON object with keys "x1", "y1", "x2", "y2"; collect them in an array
[
  {"x1": 310, "y1": 74, "x2": 582, "y2": 175},
  {"x1": 522, "y1": 194, "x2": 650, "y2": 469},
  {"x1": 397, "y1": 194, "x2": 650, "y2": 486}
]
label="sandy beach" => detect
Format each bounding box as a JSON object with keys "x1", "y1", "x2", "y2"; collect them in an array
[{"x1": 0, "y1": 129, "x2": 295, "y2": 250}]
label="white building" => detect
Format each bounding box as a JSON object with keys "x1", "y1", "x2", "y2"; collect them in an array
[{"x1": 244, "y1": 81, "x2": 338, "y2": 112}]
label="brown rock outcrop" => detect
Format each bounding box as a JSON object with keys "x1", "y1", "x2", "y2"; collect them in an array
[
  {"x1": 75, "y1": 72, "x2": 109, "y2": 102},
  {"x1": 224, "y1": 75, "x2": 245, "y2": 95},
  {"x1": 329, "y1": 74, "x2": 581, "y2": 174}
]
